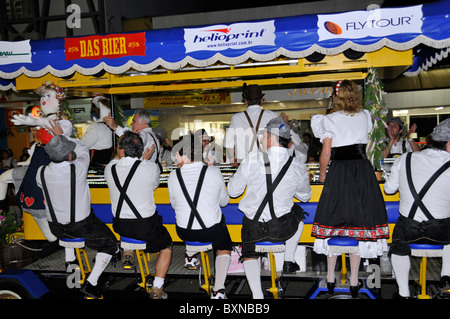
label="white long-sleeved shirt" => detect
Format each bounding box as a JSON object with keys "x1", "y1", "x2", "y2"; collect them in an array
[
  {"x1": 227, "y1": 146, "x2": 312, "y2": 222},
  {"x1": 114, "y1": 126, "x2": 161, "y2": 167},
  {"x1": 80, "y1": 121, "x2": 113, "y2": 150},
  {"x1": 168, "y1": 162, "x2": 229, "y2": 230},
  {"x1": 105, "y1": 157, "x2": 160, "y2": 219},
  {"x1": 224, "y1": 104, "x2": 278, "y2": 160},
  {"x1": 36, "y1": 138, "x2": 91, "y2": 224},
  {"x1": 388, "y1": 138, "x2": 413, "y2": 155},
  {"x1": 384, "y1": 149, "x2": 450, "y2": 222}
]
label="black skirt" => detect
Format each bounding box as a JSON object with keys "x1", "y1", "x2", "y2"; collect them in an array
[{"x1": 311, "y1": 144, "x2": 389, "y2": 241}]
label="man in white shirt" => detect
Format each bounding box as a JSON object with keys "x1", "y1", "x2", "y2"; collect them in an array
[
  {"x1": 224, "y1": 83, "x2": 278, "y2": 166},
  {"x1": 36, "y1": 133, "x2": 119, "y2": 299},
  {"x1": 104, "y1": 109, "x2": 162, "y2": 172},
  {"x1": 105, "y1": 131, "x2": 172, "y2": 299},
  {"x1": 385, "y1": 119, "x2": 450, "y2": 298},
  {"x1": 228, "y1": 116, "x2": 312, "y2": 299},
  {"x1": 383, "y1": 117, "x2": 420, "y2": 158},
  {"x1": 168, "y1": 133, "x2": 231, "y2": 299}
]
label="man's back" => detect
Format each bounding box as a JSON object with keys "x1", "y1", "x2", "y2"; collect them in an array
[
  {"x1": 224, "y1": 105, "x2": 278, "y2": 160},
  {"x1": 385, "y1": 149, "x2": 450, "y2": 222},
  {"x1": 228, "y1": 146, "x2": 312, "y2": 222},
  {"x1": 36, "y1": 138, "x2": 91, "y2": 224},
  {"x1": 105, "y1": 157, "x2": 160, "y2": 220},
  {"x1": 168, "y1": 162, "x2": 228, "y2": 229}
]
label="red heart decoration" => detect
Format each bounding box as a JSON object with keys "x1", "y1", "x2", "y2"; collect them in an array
[
  {"x1": 20, "y1": 192, "x2": 24, "y2": 202},
  {"x1": 25, "y1": 197, "x2": 35, "y2": 207}
]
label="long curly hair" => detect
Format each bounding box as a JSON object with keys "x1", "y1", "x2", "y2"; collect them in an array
[{"x1": 332, "y1": 80, "x2": 362, "y2": 115}]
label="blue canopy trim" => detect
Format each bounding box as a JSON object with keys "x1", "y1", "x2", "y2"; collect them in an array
[{"x1": 404, "y1": 46, "x2": 449, "y2": 76}]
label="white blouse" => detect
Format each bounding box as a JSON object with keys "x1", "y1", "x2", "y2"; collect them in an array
[{"x1": 311, "y1": 110, "x2": 372, "y2": 147}]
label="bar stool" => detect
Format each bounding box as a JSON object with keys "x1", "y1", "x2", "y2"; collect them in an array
[
  {"x1": 410, "y1": 243, "x2": 444, "y2": 299},
  {"x1": 59, "y1": 238, "x2": 91, "y2": 285},
  {"x1": 328, "y1": 236, "x2": 359, "y2": 284},
  {"x1": 255, "y1": 241, "x2": 285, "y2": 299},
  {"x1": 309, "y1": 236, "x2": 377, "y2": 299},
  {"x1": 120, "y1": 236, "x2": 152, "y2": 293},
  {"x1": 185, "y1": 241, "x2": 213, "y2": 295}
]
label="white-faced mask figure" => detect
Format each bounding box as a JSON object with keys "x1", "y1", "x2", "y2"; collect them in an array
[
  {"x1": 39, "y1": 89, "x2": 60, "y2": 117},
  {"x1": 11, "y1": 81, "x2": 65, "y2": 128}
]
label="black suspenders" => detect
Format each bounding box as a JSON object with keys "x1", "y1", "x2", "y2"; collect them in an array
[
  {"x1": 40, "y1": 164, "x2": 76, "y2": 223},
  {"x1": 243, "y1": 110, "x2": 265, "y2": 152},
  {"x1": 148, "y1": 132, "x2": 163, "y2": 172},
  {"x1": 176, "y1": 165, "x2": 208, "y2": 230},
  {"x1": 111, "y1": 160, "x2": 143, "y2": 219},
  {"x1": 253, "y1": 154, "x2": 294, "y2": 221},
  {"x1": 406, "y1": 152, "x2": 450, "y2": 220}
]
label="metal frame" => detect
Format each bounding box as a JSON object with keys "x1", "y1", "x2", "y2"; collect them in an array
[{"x1": 0, "y1": 0, "x2": 106, "y2": 41}]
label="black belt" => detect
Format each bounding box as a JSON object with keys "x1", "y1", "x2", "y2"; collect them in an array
[{"x1": 331, "y1": 144, "x2": 367, "y2": 160}]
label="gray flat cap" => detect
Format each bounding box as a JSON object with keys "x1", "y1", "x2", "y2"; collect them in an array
[
  {"x1": 45, "y1": 135, "x2": 76, "y2": 162},
  {"x1": 266, "y1": 117, "x2": 291, "y2": 139},
  {"x1": 431, "y1": 118, "x2": 450, "y2": 142},
  {"x1": 387, "y1": 117, "x2": 406, "y2": 132}
]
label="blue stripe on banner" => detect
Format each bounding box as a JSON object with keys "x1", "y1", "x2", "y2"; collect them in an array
[{"x1": 92, "y1": 201, "x2": 400, "y2": 225}]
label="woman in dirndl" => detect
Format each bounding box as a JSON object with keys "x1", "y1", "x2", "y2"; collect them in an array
[{"x1": 311, "y1": 80, "x2": 389, "y2": 296}]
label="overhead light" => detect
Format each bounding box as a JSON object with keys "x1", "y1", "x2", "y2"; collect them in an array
[
  {"x1": 393, "y1": 110, "x2": 408, "y2": 116},
  {"x1": 435, "y1": 106, "x2": 444, "y2": 110},
  {"x1": 182, "y1": 105, "x2": 196, "y2": 108}
]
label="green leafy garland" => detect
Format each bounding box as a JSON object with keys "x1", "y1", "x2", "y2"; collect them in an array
[
  {"x1": 111, "y1": 95, "x2": 125, "y2": 127},
  {"x1": 364, "y1": 68, "x2": 388, "y2": 170}
]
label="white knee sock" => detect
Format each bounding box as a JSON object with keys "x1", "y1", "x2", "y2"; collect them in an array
[
  {"x1": 65, "y1": 248, "x2": 76, "y2": 263},
  {"x1": 391, "y1": 254, "x2": 411, "y2": 297},
  {"x1": 214, "y1": 254, "x2": 231, "y2": 291},
  {"x1": 186, "y1": 250, "x2": 197, "y2": 257},
  {"x1": 87, "y1": 252, "x2": 112, "y2": 286},
  {"x1": 243, "y1": 259, "x2": 264, "y2": 299},
  {"x1": 284, "y1": 221, "x2": 304, "y2": 262},
  {"x1": 153, "y1": 276, "x2": 165, "y2": 289},
  {"x1": 441, "y1": 244, "x2": 450, "y2": 278}
]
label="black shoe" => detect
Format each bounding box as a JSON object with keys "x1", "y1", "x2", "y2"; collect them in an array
[
  {"x1": 350, "y1": 281, "x2": 363, "y2": 298},
  {"x1": 439, "y1": 276, "x2": 450, "y2": 296},
  {"x1": 327, "y1": 281, "x2": 335, "y2": 294},
  {"x1": 392, "y1": 292, "x2": 411, "y2": 299},
  {"x1": 122, "y1": 255, "x2": 134, "y2": 269},
  {"x1": 283, "y1": 261, "x2": 300, "y2": 274},
  {"x1": 80, "y1": 281, "x2": 102, "y2": 299}
]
